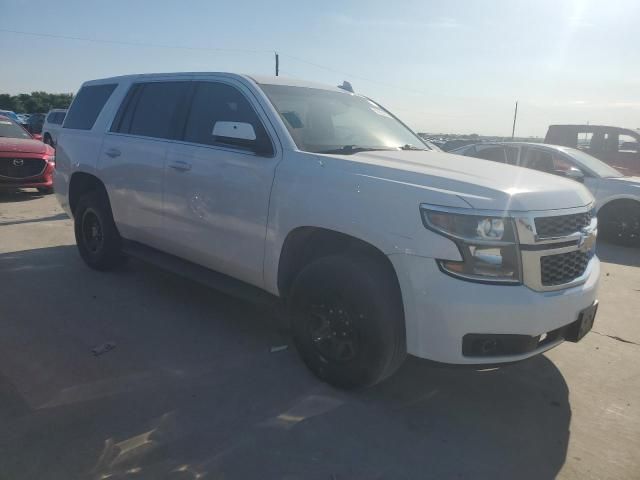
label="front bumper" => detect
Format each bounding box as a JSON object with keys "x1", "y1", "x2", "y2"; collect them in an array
[
  {"x1": 389, "y1": 253, "x2": 600, "y2": 364},
  {"x1": 0, "y1": 162, "x2": 54, "y2": 190}
]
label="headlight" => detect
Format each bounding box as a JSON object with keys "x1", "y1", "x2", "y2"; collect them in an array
[{"x1": 421, "y1": 207, "x2": 522, "y2": 284}]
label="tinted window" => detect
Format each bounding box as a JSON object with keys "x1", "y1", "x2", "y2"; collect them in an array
[
  {"x1": 111, "y1": 84, "x2": 143, "y2": 134},
  {"x1": 64, "y1": 84, "x2": 116, "y2": 130},
  {"x1": 521, "y1": 148, "x2": 555, "y2": 173},
  {"x1": 183, "y1": 82, "x2": 270, "y2": 151},
  {"x1": 475, "y1": 146, "x2": 506, "y2": 162},
  {"x1": 49, "y1": 112, "x2": 64, "y2": 125},
  {"x1": 112, "y1": 82, "x2": 192, "y2": 140}
]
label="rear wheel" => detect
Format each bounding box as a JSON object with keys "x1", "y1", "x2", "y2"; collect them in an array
[
  {"x1": 74, "y1": 190, "x2": 125, "y2": 270},
  {"x1": 289, "y1": 253, "x2": 406, "y2": 389},
  {"x1": 599, "y1": 200, "x2": 640, "y2": 247}
]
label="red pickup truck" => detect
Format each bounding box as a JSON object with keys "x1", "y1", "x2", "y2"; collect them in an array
[{"x1": 545, "y1": 124, "x2": 640, "y2": 176}]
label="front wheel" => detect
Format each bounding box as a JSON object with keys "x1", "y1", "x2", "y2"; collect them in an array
[
  {"x1": 599, "y1": 200, "x2": 640, "y2": 247},
  {"x1": 74, "y1": 190, "x2": 125, "y2": 270},
  {"x1": 289, "y1": 253, "x2": 406, "y2": 389}
]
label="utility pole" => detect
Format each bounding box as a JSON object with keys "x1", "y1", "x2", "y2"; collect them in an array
[
  {"x1": 275, "y1": 52, "x2": 279, "y2": 76},
  {"x1": 511, "y1": 101, "x2": 518, "y2": 139}
]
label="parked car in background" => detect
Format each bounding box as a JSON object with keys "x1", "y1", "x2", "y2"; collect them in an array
[
  {"x1": 0, "y1": 115, "x2": 55, "y2": 194},
  {"x1": 42, "y1": 109, "x2": 67, "y2": 147},
  {"x1": 451, "y1": 142, "x2": 640, "y2": 246},
  {"x1": 545, "y1": 125, "x2": 640, "y2": 176},
  {"x1": 0, "y1": 109, "x2": 21, "y2": 124},
  {"x1": 24, "y1": 112, "x2": 46, "y2": 135},
  {"x1": 16, "y1": 113, "x2": 31, "y2": 126}
]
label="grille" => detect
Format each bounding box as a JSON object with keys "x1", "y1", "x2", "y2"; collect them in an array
[
  {"x1": 0, "y1": 158, "x2": 46, "y2": 179},
  {"x1": 535, "y1": 211, "x2": 592, "y2": 238},
  {"x1": 540, "y1": 250, "x2": 590, "y2": 286}
]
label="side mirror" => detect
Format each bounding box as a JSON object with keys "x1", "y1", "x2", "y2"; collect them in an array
[
  {"x1": 213, "y1": 121, "x2": 256, "y2": 141},
  {"x1": 212, "y1": 121, "x2": 273, "y2": 156}
]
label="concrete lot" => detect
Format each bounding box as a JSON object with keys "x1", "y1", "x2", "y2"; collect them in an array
[{"x1": 0, "y1": 190, "x2": 639, "y2": 480}]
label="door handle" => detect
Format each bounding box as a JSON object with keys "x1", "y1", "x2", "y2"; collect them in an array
[
  {"x1": 105, "y1": 148, "x2": 121, "y2": 158},
  {"x1": 169, "y1": 160, "x2": 192, "y2": 172}
]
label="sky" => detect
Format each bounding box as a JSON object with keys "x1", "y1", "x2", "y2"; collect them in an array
[{"x1": 2, "y1": 0, "x2": 639, "y2": 137}]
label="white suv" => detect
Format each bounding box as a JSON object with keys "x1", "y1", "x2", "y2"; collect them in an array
[
  {"x1": 54, "y1": 73, "x2": 600, "y2": 388},
  {"x1": 42, "y1": 108, "x2": 67, "y2": 147}
]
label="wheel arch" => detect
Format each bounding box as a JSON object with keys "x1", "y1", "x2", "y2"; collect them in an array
[
  {"x1": 597, "y1": 196, "x2": 640, "y2": 214},
  {"x1": 276, "y1": 226, "x2": 402, "y2": 301},
  {"x1": 68, "y1": 171, "x2": 109, "y2": 217}
]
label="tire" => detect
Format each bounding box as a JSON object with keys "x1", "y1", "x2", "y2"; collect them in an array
[
  {"x1": 289, "y1": 253, "x2": 406, "y2": 389},
  {"x1": 37, "y1": 187, "x2": 54, "y2": 194},
  {"x1": 43, "y1": 134, "x2": 53, "y2": 147},
  {"x1": 599, "y1": 200, "x2": 640, "y2": 247},
  {"x1": 74, "y1": 189, "x2": 124, "y2": 270}
]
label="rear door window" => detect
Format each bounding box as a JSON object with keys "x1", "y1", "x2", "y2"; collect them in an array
[
  {"x1": 64, "y1": 84, "x2": 117, "y2": 130},
  {"x1": 521, "y1": 148, "x2": 556, "y2": 174},
  {"x1": 111, "y1": 82, "x2": 192, "y2": 140}
]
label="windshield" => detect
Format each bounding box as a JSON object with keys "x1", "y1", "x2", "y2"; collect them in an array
[
  {"x1": 260, "y1": 84, "x2": 427, "y2": 154},
  {"x1": 0, "y1": 117, "x2": 31, "y2": 139},
  {"x1": 561, "y1": 146, "x2": 624, "y2": 178}
]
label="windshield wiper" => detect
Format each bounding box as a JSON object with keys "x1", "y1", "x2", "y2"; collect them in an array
[
  {"x1": 399, "y1": 144, "x2": 427, "y2": 151},
  {"x1": 317, "y1": 145, "x2": 394, "y2": 155}
]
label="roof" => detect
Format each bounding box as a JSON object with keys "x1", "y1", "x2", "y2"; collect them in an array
[
  {"x1": 458, "y1": 141, "x2": 569, "y2": 151},
  {"x1": 548, "y1": 124, "x2": 640, "y2": 133},
  {"x1": 248, "y1": 75, "x2": 346, "y2": 92},
  {"x1": 81, "y1": 72, "x2": 347, "y2": 93}
]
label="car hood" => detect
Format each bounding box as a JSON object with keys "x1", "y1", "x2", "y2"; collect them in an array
[
  {"x1": 0, "y1": 138, "x2": 49, "y2": 155},
  {"x1": 324, "y1": 150, "x2": 594, "y2": 212},
  {"x1": 604, "y1": 176, "x2": 640, "y2": 192},
  {"x1": 608, "y1": 176, "x2": 640, "y2": 185}
]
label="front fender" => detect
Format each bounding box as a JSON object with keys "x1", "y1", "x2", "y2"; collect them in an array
[{"x1": 263, "y1": 153, "x2": 466, "y2": 295}]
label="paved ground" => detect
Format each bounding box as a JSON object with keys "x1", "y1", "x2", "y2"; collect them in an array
[{"x1": 0, "y1": 190, "x2": 639, "y2": 480}]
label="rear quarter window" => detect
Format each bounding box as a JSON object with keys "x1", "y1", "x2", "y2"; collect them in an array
[{"x1": 64, "y1": 84, "x2": 117, "y2": 130}]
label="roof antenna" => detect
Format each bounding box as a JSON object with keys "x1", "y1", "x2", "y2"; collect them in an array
[{"x1": 338, "y1": 81, "x2": 354, "y2": 93}]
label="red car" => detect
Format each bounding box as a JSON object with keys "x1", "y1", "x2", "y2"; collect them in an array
[{"x1": 0, "y1": 115, "x2": 55, "y2": 194}]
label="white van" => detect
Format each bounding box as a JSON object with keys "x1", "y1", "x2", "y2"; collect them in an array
[
  {"x1": 54, "y1": 73, "x2": 599, "y2": 387},
  {"x1": 42, "y1": 108, "x2": 67, "y2": 147}
]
